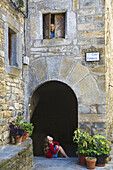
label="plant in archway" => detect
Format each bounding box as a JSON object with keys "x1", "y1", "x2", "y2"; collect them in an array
[
  {"x1": 73, "y1": 129, "x2": 97, "y2": 166},
  {"x1": 73, "y1": 129, "x2": 112, "y2": 167},
  {"x1": 73, "y1": 129, "x2": 96, "y2": 155}
]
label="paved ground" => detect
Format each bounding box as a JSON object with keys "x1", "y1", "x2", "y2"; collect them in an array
[{"x1": 32, "y1": 157, "x2": 113, "y2": 170}]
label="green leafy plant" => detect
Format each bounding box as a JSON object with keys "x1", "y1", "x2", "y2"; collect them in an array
[
  {"x1": 93, "y1": 135, "x2": 111, "y2": 157},
  {"x1": 86, "y1": 157, "x2": 95, "y2": 160},
  {"x1": 14, "y1": 116, "x2": 23, "y2": 127},
  {"x1": 20, "y1": 121, "x2": 34, "y2": 136},
  {"x1": 10, "y1": 116, "x2": 34, "y2": 137},
  {"x1": 73, "y1": 129, "x2": 97, "y2": 155},
  {"x1": 18, "y1": 0, "x2": 24, "y2": 8}
]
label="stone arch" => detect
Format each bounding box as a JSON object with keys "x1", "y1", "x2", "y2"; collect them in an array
[{"x1": 30, "y1": 80, "x2": 78, "y2": 157}]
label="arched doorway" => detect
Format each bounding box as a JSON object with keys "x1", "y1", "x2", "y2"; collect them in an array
[{"x1": 30, "y1": 81, "x2": 78, "y2": 157}]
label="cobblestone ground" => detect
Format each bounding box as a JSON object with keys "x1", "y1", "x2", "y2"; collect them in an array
[{"x1": 32, "y1": 157, "x2": 113, "y2": 170}]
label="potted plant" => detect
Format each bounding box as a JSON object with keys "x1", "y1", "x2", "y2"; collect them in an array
[
  {"x1": 93, "y1": 135, "x2": 111, "y2": 167},
  {"x1": 85, "y1": 157, "x2": 97, "y2": 169},
  {"x1": 73, "y1": 129, "x2": 94, "y2": 166},
  {"x1": 9, "y1": 122, "x2": 25, "y2": 144},
  {"x1": 9, "y1": 116, "x2": 34, "y2": 143},
  {"x1": 14, "y1": 116, "x2": 23, "y2": 127},
  {"x1": 20, "y1": 121, "x2": 34, "y2": 141}
]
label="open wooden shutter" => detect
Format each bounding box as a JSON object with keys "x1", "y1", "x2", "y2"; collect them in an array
[
  {"x1": 43, "y1": 13, "x2": 51, "y2": 39},
  {"x1": 55, "y1": 14, "x2": 65, "y2": 38}
]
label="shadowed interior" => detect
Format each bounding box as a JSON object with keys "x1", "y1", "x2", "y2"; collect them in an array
[{"x1": 31, "y1": 81, "x2": 78, "y2": 157}]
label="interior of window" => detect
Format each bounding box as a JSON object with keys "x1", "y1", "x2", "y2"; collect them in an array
[
  {"x1": 51, "y1": 14, "x2": 55, "y2": 24},
  {"x1": 43, "y1": 13, "x2": 65, "y2": 39},
  {"x1": 8, "y1": 28, "x2": 17, "y2": 66},
  {"x1": 8, "y1": 28, "x2": 12, "y2": 65}
]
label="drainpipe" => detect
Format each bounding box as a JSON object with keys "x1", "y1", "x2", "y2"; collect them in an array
[{"x1": 22, "y1": 0, "x2": 29, "y2": 78}]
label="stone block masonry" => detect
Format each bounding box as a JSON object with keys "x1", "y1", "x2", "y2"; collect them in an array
[
  {"x1": 0, "y1": 0, "x2": 25, "y2": 145},
  {"x1": 0, "y1": 138, "x2": 33, "y2": 170},
  {"x1": 26, "y1": 0, "x2": 106, "y2": 136}
]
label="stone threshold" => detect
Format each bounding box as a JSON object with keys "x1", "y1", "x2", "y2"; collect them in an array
[
  {"x1": 32, "y1": 156, "x2": 113, "y2": 170},
  {"x1": 34, "y1": 156, "x2": 77, "y2": 160}
]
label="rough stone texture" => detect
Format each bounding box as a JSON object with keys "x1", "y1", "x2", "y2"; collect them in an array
[
  {"x1": 68, "y1": 63, "x2": 89, "y2": 87},
  {"x1": 32, "y1": 58, "x2": 48, "y2": 82},
  {"x1": 0, "y1": 138, "x2": 33, "y2": 170},
  {"x1": 0, "y1": 0, "x2": 25, "y2": 146},
  {"x1": 74, "y1": 75, "x2": 102, "y2": 105},
  {"x1": 26, "y1": 0, "x2": 106, "y2": 136},
  {"x1": 46, "y1": 56, "x2": 62, "y2": 79},
  {"x1": 105, "y1": 0, "x2": 113, "y2": 139},
  {"x1": 59, "y1": 56, "x2": 76, "y2": 80}
]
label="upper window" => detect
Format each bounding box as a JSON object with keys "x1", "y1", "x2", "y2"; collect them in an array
[
  {"x1": 43, "y1": 13, "x2": 65, "y2": 39},
  {"x1": 8, "y1": 27, "x2": 18, "y2": 66}
]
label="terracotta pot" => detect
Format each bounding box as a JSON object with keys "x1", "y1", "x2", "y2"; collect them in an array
[
  {"x1": 96, "y1": 155, "x2": 106, "y2": 167},
  {"x1": 25, "y1": 131, "x2": 29, "y2": 138},
  {"x1": 22, "y1": 131, "x2": 29, "y2": 142},
  {"x1": 15, "y1": 135, "x2": 22, "y2": 144},
  {"x1": 78, "y1": 153, "x2": 87, "y2": 166},
  {"x1": 22, "y1": 134, "x2": 27, "y2": 142},
  {"x1": 85, "y1": 157, "x2": 97, "y2": 169}
]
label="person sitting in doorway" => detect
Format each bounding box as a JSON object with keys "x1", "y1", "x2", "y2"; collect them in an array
[
  {"x1": 44, "y1": 135, "x2": 68, "y2": 158},
  {"x1": 50, "y1": 24, "x2": 55, "y2": 38}
]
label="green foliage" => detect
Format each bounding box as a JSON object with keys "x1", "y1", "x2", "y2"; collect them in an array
[
  {"x1": 12, "y1": 116, "x2": 34, "y2": 136},
  {"x1": 73, "y1": 129, "x2": 111, "y2": 157},
  {"x1": 73, "y1": 129, "x2": 97, "y2": 156},
  {"x1": 18, "y1": 0, "x2": 24, "y2": 8},
  {"x1": 93, "y1": 135, "x2": 111, "y2": 156},
  {"x1": 14, "y1": 116, "x2": 23, "y2": 127},
  {"x1": 20, "y1": 121, "x2": 34, "y2": 136},
  {"x1": 86, "y1": 157, "x2": 95, "y2": 160}
]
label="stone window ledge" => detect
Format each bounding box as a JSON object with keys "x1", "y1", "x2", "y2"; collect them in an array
[
  {"x1": 5, "y1": 65, "x2": 22, "y2": 76},
  {"x1": 43, "y1": 38, "x2": 65, "y2": 46},
  {"x1": 0, "y1": 138, "x2": 33, "y2": 170}
]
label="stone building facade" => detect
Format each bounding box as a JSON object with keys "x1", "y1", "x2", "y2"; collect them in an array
[
  {"x1": 26, "y1": 0, "x2": 107, "y2": 156},
  {"x1": 0, "y1": 0, "x2": 113, "y2": 158},
  {"x1": 0, "y1": 1, "x2": 33, "y2": 169},
  {"x1": 0, "y1": 0, "x2": 25, "y2": 145}
]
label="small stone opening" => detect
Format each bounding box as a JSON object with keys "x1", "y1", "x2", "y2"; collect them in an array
[{"x1": 30, "y1": 81, "x2": 78, "y2": 157}]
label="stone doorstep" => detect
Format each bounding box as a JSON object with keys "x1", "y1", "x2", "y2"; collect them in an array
[
  {"x1": 32, "y1": 156, "x2": 113, "y2": 170},
  {"x1": 0, "y1": 138, "x2": 33, "y2": 168}
]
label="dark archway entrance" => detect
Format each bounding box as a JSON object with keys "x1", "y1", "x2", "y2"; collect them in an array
[{"x1": 31, "y1": 81, "x2": 78, "y2": 157}]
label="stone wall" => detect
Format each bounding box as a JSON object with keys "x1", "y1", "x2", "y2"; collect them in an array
[
  {"x1": 0, "y1": 138, "x2": 33, "y2": 170},
  {"x1": 0, "y1": 0, "x2": 25, "y2": 145},
  {"x1": 105, "y1": 0, "x2": 113, "y2": 139},
  {"x1": 26, "y1": 0, "x2": 106, "y2": 136}
]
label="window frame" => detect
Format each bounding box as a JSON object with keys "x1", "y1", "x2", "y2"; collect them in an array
[
  {"x1": 43, "y1": 11, "x2": 66, "y2": 39},
  {"x1": 4, "y1": 22, "x2": 22, "y2": 76}
]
